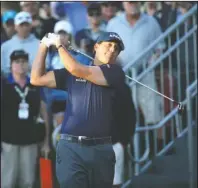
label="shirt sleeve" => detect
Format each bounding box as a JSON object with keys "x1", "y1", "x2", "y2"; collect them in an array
[
  {"x1": 100, "y1": 64, "x2": 125, "y2": 89},
  {"x1": 53, "y1": 68, "x2": 69, "y2": 91}
]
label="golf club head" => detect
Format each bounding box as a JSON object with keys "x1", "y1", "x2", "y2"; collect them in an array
[{"x1": 178, "y1": 103, "x2": 184, "y2": 115}]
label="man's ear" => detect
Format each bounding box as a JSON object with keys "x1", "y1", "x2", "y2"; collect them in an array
[{"x1": 94, "y1": 43, "x2": 99, "y2": 52}]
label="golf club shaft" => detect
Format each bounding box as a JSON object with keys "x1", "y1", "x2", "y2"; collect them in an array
[
  {"x1": 68, "y1": 45, "x2": 180, "y2": 105},
  {"x1": 125, "y1": 75, "x2": 178, "y2": 104}
]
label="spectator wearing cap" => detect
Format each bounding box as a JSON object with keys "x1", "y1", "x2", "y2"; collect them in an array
[
  {"x1": 75, "y1": 3, "x2": 106, "y2": 57},
  {"x1": 20, "y1": 1, "x2": 53, "y2": 39},
  {"x1": 1, "y1": 11, "x2": 49, "y2": 76},
  {"x1": 1, "y1": 50, "x2": 50, "y2": 188},
  {"x1": 1, "y1": 10, "x2": 17, "y2": 44},
  {"x1": 20, "y1": 2, "x2": 43, "y2": 38}
]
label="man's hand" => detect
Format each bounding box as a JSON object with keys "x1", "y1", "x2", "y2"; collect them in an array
[
  {"x1": 40, "y1": 35, "x2": 54, "y2": 48},
  {"x1": 41, "y1": 141, "x2": 51, "y2": 158},
  {"x1": 47, "y1": 33, "x2": 62, "y2": 48}
]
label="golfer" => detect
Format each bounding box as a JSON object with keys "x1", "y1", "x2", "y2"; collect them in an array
[{"x1": 31, "y1": 32, "x2": 128, "y2": 188}]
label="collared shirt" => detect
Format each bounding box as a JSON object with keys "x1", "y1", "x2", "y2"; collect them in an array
[
  {"x1": 106, "y1": 13, "x2": 166, "y2": 68},
  {"x1": 53, "y1": 63, "x2": 125, "y2": 137},
  {"x1": 1, "y1": 34, "x2": 50, "y2": 76},
  {"x1": 1, "y1": 74, "x2": 45, "y2": 145}
]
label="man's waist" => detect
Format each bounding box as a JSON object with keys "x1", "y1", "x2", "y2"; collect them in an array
[{"x1": 60, "y1": 134, "x2": 112, "y2": 146}]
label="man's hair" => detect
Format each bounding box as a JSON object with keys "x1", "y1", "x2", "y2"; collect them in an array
[{"x1": 87, "y1": 3, "x2": 101, "y2": 15}]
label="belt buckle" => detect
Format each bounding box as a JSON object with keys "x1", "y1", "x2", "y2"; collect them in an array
[{"x1": 78, "y1": 136, "x2": 86, "y2": 143}]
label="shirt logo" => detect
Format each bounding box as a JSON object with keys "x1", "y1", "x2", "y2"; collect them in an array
[{"x1": 76, "y1": 78, "x2": 86, "y2": 82}]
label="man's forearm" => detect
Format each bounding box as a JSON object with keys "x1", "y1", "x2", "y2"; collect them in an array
[
  {"x1": 31, "y1": 43, "x2": 48, "y2": 83},
  {"x1": 58, "y1": 47, "x2": 90, "y2": 78},
  {"x1": 40, "y1": 100, "x2": 50, "y2": 144}
]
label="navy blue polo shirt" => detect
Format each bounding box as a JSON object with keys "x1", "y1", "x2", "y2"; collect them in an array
[{"x1": 54, "y1": 63, "x2": 125, "y2": 137}]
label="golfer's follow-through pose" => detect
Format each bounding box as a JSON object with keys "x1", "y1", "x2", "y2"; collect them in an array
[{"x1": 31, "y1": 32, "x2": 134, "y2": 188}]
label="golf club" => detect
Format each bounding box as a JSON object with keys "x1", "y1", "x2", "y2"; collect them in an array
[{"x1": 67, "y1": 44, "x2": 184, "y2": 115}]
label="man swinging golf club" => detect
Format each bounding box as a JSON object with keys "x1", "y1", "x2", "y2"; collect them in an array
[{"x1": 30, "y1": 32, "x2": 135, "y2": 188}]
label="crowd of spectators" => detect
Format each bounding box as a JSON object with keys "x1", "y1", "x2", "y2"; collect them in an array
[{"x1": 1, "y1": 1, "x2": 195, "y2": 188}]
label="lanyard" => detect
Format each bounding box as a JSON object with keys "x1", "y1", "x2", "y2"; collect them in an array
[{"x1": 14, "y1": 86, "x2": 29, "y2": 102}]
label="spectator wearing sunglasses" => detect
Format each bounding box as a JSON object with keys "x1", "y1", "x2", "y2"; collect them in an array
[
  {"x1": 1, "y1": 11, "x2": 50, "y2": 76},
  {"x1": 1, "y1": 10, "x2": 17, "y2": 44},
  {"x1": 75, "y1": 3, "x2": 106, "y2": 57}
]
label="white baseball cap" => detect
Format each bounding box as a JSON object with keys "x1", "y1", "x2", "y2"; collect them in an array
[
  {"x1": 54, "y1": 20, "x2": 73, "y2": 34},
  {"x1": 14, "y1": 11, "x2": 32, "y2": 25}
]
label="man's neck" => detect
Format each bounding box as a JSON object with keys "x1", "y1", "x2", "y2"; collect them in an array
[
  {"x1": 13, "y1": 73, "x2": 27, "y2": 88},
  {"x1": 90, "y1": 24, "x2": 100, "y2": 32},
  {"x1": 17, "y1": 34, "x2": 29, "y2": 40},
  {"x1": 126, "y1": 13, "x2": 140, "y2": 26},
  {"x1": 147, "y1": 9, "x2": 156, "y2": 16},
  {"x1": 94, "y1": 58, "x2": 104, "y2": 66}
]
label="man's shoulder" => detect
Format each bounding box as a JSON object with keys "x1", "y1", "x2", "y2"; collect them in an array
[
  {"x1": 143, "y1": 14, "x2": 161, "y2": 28},
  {"x1": 1, "y1": 37, "x2": 15, "y2": 49},
  {"x1": 107, "y1": 13, "x2": 125, "y2": 29}
]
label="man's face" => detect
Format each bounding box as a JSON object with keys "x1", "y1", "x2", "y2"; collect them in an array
[
  {"x1": 58, "y1": 31, "x2": 71, "y2": 47},
  {"x1": 21, "y1": 2, "x2": 38, "y2": 17},
  {"x1": 101, "y1": 3, "x2": 117, "y2": 19},
  {"x1": 42, "y1": 3, "x2": 51, "y2": 16},
  {"x1": 94, "y1": 41, "x2": 120, "y2": 64},
  {"x1": 11, "y1": 58, "x2": 28, "y2": 75},
  {"x1": 3, "y1": 19, "x2": 15, "y2": 36},
  {"x1": 15, "y1": 22, "x2": 32, "y2": 38},
  {"x1": 122, "y1": 2, "x2": 141, "y2": 15},
  {"x1": 88, "y1": 9, "x2": 102, "y2": 26}
]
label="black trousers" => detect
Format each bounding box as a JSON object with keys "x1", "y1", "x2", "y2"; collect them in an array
[{"x1": 56, "y1": 139, "x2": 115, "y2": 188}]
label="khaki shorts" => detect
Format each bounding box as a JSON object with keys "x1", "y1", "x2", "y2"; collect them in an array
[{"x1": 1, "y1": 142, "x2": 38, "y2": 188}]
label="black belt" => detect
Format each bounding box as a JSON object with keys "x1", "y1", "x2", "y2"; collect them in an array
[{"x1": 60, "y1": 134, "x2": 112, "y2": 146}]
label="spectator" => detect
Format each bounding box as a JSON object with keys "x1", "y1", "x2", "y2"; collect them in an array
[
  {"x1": 106, "y1": 2, "x2": 165, "y2": 154},
  {"x1": 100, "y1": 2, "x2": 118, "y2": 25},
  {"x1": 1, "y1": 50, "x2": 50, "y2": 188},
  {"x1": 75, "y1": 3, "x2": 106, "y2": 56},
  {"x1": 39, "y1": 2, "x2": 58, "y2": 35},
  {"x1": 20, "y1": 1, "x2": 50, "y2": 39},
  {"x1": 1, "y1": 11, "x2": 49, "y2": 76},
  {"x1": 176, "y1": 2, "x2": 195, "y2": 100},
  {"x1": 1, "y1": 10, "x2": 17, "y2": 44},
  {"x1": 145, "y1": 2, "x2": 162, "y2": 26},
  {"x1": 50, "y1": 20, "x2": 73, "y2": 70},
  {"x1": 112, "y1": 83, "x2": 136, "y2": 188},
  {"x1": 160, "y1": 2, "x2": 177, "y2": 32},
  {"x1": 20, "y1": 2, "x2": 42, "y2": 39},
  {"x1": 176, "y1": 2, "x2": 194, "y2": 22}
]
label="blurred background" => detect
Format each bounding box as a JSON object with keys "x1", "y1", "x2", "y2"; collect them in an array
[{"x1": 1, "y1": 1, "x2": 197, "y2": 188}]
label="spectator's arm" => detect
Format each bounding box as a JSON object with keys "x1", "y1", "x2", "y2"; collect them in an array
[
  {"x1": 1, "y1": 44, "x2": 8, "y2": 75},
  {"x1": 40, "y1": 100, "x2": 51, "y2": 155},
  {"x1": 152, "y1": 18, "x2": 166, "y2": 53}
]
